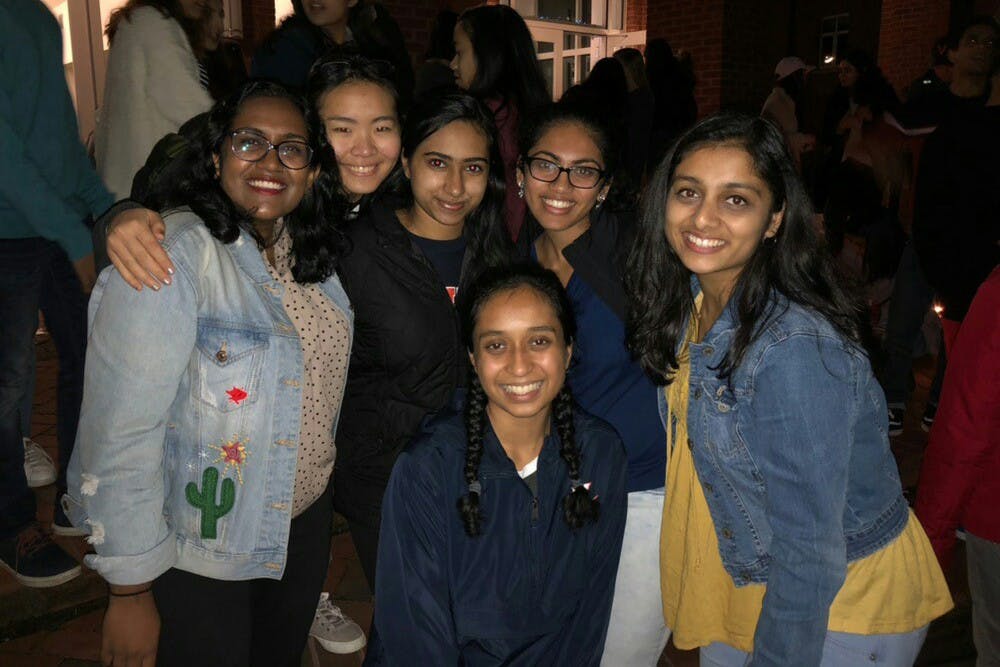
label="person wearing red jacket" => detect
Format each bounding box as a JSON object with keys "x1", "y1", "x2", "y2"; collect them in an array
[{"x1": 916, "y1": 265, "x2": 1000, "y2": 664}]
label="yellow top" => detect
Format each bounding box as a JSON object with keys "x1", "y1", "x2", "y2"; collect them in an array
[{"x1": 660, "y1": 310, "x2": 953, "y2": 652}]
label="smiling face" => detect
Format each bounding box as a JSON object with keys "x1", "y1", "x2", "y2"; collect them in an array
[
  {"x1": 517, "y1": 121, "x2": 609, "y2": 241},
  {"x1": 451, "y1": 22, "x2": 477, "y2": 90},
  {"x1": 300, "y1": 0, "x2": 356, "y2": 36},
  {"x1": 664, "y1": 144, "x2": 783, "y2": 299},
  {"x1": 318, "y1": 80, "x2": 401, "y2": 199},
  {"x1": 216, "y1": 96, "x2": 317, "y2": 226},
  {"x1": 402, "y1": 120, "x2": 490, "y2": 240},
  {"x1": 471, "y1": 286, "x2": 571, "y2": 430}
]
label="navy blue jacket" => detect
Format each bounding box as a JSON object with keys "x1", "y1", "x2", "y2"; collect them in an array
[{"x1": 368, "y1": 407, "x2": 628, "y2": 665}]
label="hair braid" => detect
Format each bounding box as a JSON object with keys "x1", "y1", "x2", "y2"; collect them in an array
[
  {"x1": 554, "y1": 386, "x2": 600, "y2": 529},
  {"x1": 458, "y1": 374, "x2": 488, "y2": 536}
]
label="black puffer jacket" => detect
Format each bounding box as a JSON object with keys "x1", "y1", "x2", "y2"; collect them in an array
[{"x1": 333, "y1": 201, "x2": 467, "y2": 526}]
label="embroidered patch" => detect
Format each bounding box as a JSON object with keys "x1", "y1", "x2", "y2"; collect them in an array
[
  {"x1": 185, "y1": 466, "x2": 236, "y2": 539},
  {"x1": 226, "y1": 386, "x2": 248, "y2": 405},
  {"x1": 208, "y1": 436, "x2": 250, "y2": 484}
]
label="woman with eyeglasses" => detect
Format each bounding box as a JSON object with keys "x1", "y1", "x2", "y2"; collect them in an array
[
  {"x1": 516, "y1": 101, "x2": 671, "y2": 665},
  {"x1": 64, "y1": 80, "x2": 354, "y2": 666}
]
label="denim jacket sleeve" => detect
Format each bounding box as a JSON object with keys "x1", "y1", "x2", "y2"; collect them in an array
[
  {"x1": 71, "y1": 229, "x2": 200, "y2": 585},
  {"x1": 743, "y1": 332, "x2": 854, "y2": 666}
]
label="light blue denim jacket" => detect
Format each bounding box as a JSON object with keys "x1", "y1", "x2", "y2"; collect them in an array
[
  {"x1": 657, "y1": 283, "x2": 908, "y2": 666},
  {"x1": 65, "y1": 210, "x2": 353, "y2": 586}
]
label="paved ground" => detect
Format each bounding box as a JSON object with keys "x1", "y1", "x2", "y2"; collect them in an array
[{"x1": 0, "y1": 333, "x2": 976, "y2": 665}]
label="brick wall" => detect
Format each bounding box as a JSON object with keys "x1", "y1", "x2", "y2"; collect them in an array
[
  {"x1": 877, "y1": 0, "x2": 950, "y2": 97},
  {"x1": 381, "y1": 0, "x2": 441, "y2": 64},
  {"x1": 646, "y1": 0, "x2": 725, "y2": 114},
  {"x1": 626, "y1": 0, "x2": 647, "y2": 33},
  {"x1": 720, "y1": 0, "x2": 790, "y2": 114},
  {"x1": 241, "y1": 0, "x2": 275, "y2": 53}
]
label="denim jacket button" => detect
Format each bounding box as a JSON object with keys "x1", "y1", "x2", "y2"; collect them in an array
[
  {"x1": 702, "y1": 347, "x2": 714, "y2": 356},
  {"x1": 722, "y1": 528, "x2": 733, "y2": 539},
  {"x1": 215, "y1": 349, "x2": 228, "y2": 362},
  {"x1": 693, "y1": 388, "x2": 703, "y2": 399},
  {"x1": 704, "y1": 482, "x2": 713, "y2": 493}
]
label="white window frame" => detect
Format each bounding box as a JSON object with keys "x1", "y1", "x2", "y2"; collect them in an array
[{"x1": 819, "y1": 13, "x2": 850, "y2": 68}]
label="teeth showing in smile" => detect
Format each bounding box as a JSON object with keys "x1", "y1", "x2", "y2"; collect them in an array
[
  {"x1": 685, "y1": 233, "x2": 724, "y2": 248},
  {"x1": 248, "y1": 179, "x2": 285, "y2": 192},
  {"x1": 502, "y1": 381, "x2": 542, "y2": 395},
  {"x1": 345, "y1": 165, "x2": 377, "y2": 176},
  {"x1": 541, "y1": 197, "x2": 573, "y2": 209}
]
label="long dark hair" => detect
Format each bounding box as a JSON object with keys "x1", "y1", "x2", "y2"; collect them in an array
[
  {"x1": 457, "y1": 5, "x2": 550, "y2": 118},
  {"x1": 456, "y1": 264, "x2": 599, "y2": 537},
  {"x1": 401, "y1": 92, "x2": 513, "y2": 290},
  {"x1": 307, "y1": 53, "x2": 407, "y2": 218},
  {"x1": 144, "y1": 80, "x2": 347, "y2": 283},
  {"x1": 106, "y1": 0, "x2": 196, "y2": 47},
  {"x1": 626, "y1": 112, "x2": 864, "y2": 384}
]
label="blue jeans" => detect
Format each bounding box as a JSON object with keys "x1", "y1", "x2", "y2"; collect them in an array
[
  {"x1": 700, "y1": 626, "x2": 928, "y2": 666},
  {"x1": 601, "y1": 487, "x2": 671, "y2": 666},
  {"x1": 881, "y1": 241, "x2": 943, "y2": 409},
  {"x1": 0, "y1": 238, "x2": 88, "y2": 538}
]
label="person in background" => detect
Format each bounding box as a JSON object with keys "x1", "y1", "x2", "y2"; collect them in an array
[
  {"x1": 905, "y1": 36, "x2": 953, "y2": 105},
  {"x1": 516, "y1": 102, "x2": 670, "y2": 665},
  {"x1": 451, "y1": 4, "x2": 550, "y2": 242},
  {"x1": 614, "y1": 47, "x2": 655, "y2": 185},
  {"x1": 881, "y1": 15, "x2": 998, "y2": 435},
  {"x1": 915, "y1": 266, "x2": 1000, "y2": 667},
  {"x1": 559, "y1": 58, "x2": 629, "y2": 189},
  {"x1": 645, "y1": 38, "x2": 697, "y2": 167},
  {"x1": 415, "y1": 9, "x2": 459, "y2": 99},
  {"x1": 95, "y1": 0, "x2": 213, "y2": 200},
  {"x1": 0, "y1": 0, "x2": 113, "y2": 588},
  {"x1": 627, "y1": 112, "x2": 951, "y2": 665},
  {"x1": 252, "y1": 0, "x2": 414, "y2": 107},
  {"x1": 761, "y1": 56, "x2": 816, "y2": 169},
  {"x1": 194, "y1": 0, "x2": 248, "y2": 102},
  {"x1": 368, "y1": 263, "x2": 627, "y2": 665}
]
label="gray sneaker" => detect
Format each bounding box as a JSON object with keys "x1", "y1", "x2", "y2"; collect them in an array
[
  {"x1": 24, "y1": 438, "x2": 56, "y2": 488},
  {"x1": 309, "y1": 592, "x2": 367, "y2": 654}
]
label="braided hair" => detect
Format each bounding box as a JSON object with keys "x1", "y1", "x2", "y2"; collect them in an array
[{"x1": 456, "y1": 263, "x2": 600, "y2": 537}]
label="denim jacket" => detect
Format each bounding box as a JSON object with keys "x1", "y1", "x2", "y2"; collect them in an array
[
  {"x1": 657, "y1": 283, "x2": 908, "y2": 666},
  {"x1": 65, "y1": 210, "x2": 353, "y2": 586}
]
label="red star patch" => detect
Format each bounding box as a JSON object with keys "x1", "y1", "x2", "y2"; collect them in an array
[{"x1": 226, "y1": 387, "x2": 248, "y2": 405}]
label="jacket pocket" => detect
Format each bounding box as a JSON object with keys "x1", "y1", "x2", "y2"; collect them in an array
[{"x1": 194, "y1": 324, "x2": 268, "y2": 413}]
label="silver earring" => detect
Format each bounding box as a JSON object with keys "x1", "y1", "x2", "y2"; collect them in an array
[
  {"x1": 517, "y1": 183, "x2": 525, "y2": 199},
  {"x1": 595, "y1": 193, "x2": 606, "y2": 208}
]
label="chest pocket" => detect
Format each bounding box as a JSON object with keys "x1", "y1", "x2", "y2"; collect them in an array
[{"x1": 194, "y1": 324, "x2": 268, "y2": 413}]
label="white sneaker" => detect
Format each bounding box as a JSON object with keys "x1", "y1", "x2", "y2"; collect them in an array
[
  {"x1": 309, "y1": 592, "x2": 366, "y2": 654},
  {"x1": 24, "y1": 438, "x2": 56, "y2": 488}
]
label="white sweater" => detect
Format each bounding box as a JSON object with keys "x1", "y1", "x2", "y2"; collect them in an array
[{"x1": 95, "y1": 6, "x2": 212, "y2": 200}]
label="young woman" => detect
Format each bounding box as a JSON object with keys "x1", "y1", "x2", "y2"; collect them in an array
[
  {"x1": 326, "y1": 89, "x2": 512, "y2": 588},
  {"x1": 451, "y1": 4, "x2": 550, "y2": 241},
  {"x1": 626, "y1": 113, "x2": 952, "y2": 665},
  {"x1": 369, "y1": 263, "x2": 627, "y2": 664},
  {"x1": 96, "y1": 0, "x2": 213, "y2": 199},
  {"x1": 517, "y1": 102, "x2": 670, "y2": 665},
  {"x1": 66, "y1": 80, "x2": 353, "y2": 666}
]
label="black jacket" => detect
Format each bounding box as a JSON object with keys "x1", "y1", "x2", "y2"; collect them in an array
[{"x1": 333, "y1": 201, "x2": 467, "y2": 525}]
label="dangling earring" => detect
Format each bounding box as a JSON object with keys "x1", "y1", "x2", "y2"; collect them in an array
[
  {"x1": 517, "y1": 182, "x2": 525, "y2": 199},
  {"x1": 595, "y1": 193, "x2": 606, "y2": 208}
]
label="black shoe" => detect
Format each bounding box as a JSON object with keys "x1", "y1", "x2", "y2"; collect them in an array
[
  {"x1": 921, "y1": 402, "x2": 937, "y2": 432},
  {"x1": 52, "y1": 497, "x2": 88, "y2": 537},
  {"x1": 888, "y1": 407, "x2": 904, "y2": 437},
  {"x1": 0, "y1": 523, "x2": 81, "y2": 588}
]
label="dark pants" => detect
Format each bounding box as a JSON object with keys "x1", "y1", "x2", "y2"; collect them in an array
[
  {"x1": 880, "y1": 241, "x2": 944, "y2": 409},
  {"x1": 153, "y1": 486, "x2": 334, "y2": 667},
  {"x1": 347, "y1": 516, "x2": 380, "y2": 591},
  {"x1": 0, "y1": 238, "x2": 87, "y2": 537}
]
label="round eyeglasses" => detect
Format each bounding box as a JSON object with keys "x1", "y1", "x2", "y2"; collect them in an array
[
  {"x1": 522, "y1": 156, "x2": 606, "y2": 189},
  {"x1": 229, "y1": 130, "x2": 314, "y2": 170}
]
